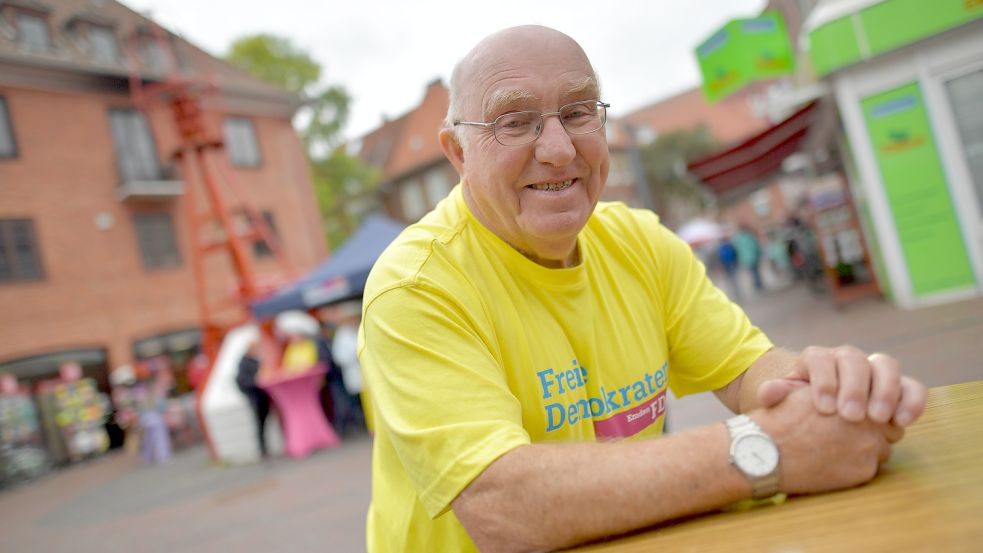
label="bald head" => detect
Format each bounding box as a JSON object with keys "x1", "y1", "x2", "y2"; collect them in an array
[{"x1": 445, "y1": 26, "x2": 600, "y2": 145}]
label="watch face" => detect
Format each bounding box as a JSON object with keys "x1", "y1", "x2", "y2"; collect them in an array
[{"x1": 733, "y1": 434, "x2": 779, "y2": 477}]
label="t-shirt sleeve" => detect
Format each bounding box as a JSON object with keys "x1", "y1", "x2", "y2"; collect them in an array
[
  {"x1": 360, "y1": 282, "x2": 531, "y2": 519},
  {"x1": 648, "y1": 218, "x2": 773, "y2": 397}
]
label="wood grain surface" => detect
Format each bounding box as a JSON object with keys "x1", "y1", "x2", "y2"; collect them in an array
[{"x1": 574, "y1": 380, "x2": 983, "y2": 553}]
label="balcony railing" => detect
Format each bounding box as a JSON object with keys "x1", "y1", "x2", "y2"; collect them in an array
[{"x1": 116, "y1": 164, "x2": 183, "y2": 202}]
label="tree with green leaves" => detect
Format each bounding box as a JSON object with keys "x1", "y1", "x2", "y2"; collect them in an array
[
  {"x1": 225, "y1": 34, "x2": 380, "y2": 248},
  {"x1": 639, "y1": 125, "x2": 719, "y2": 228},
  {"x1": 226, "y1": 33, "x2": 351, "y2": 159},
  {"x1": 310, "y1": 147, "x2": 382, "y2": 246}
]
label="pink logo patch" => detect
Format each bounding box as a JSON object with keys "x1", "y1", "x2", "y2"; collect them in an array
[{"x1": 593, "y1": 389, "x2": 667, "y2": 439}]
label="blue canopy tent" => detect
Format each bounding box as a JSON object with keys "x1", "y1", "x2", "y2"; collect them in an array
[{"x1": 251, "y1": 215, "x2": 406, "y2": 318}]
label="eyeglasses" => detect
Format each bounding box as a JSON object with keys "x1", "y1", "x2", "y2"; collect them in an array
[{"x1": 453, "y1": 100, "x2": 610, "y2": 146}]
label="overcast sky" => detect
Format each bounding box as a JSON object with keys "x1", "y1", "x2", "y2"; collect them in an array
[{"x1": 121, "y1": 0, "x2": 763, "y2": 140}]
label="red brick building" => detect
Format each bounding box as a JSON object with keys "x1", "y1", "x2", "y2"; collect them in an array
[
  {"x1": 0, "y1": 0, "x2": 326, "y2": 392},
  {"x1": 622, "y1": 86, "x2": 769, "y2": 146},
  {"x1": 356, "y1": 79, "x2": 458, "y2": 223}
]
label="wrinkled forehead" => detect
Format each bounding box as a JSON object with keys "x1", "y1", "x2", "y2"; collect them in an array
[{"x1": 482, "y1": 75, "x2": 598, "y2": 118}]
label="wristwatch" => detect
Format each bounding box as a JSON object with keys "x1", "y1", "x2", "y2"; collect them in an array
[{"x1": 725, "y1": 414, "x2": 781, "y2": 500}]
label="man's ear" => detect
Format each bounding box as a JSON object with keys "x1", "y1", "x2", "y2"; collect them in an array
[{"x1": 439, "y1": 127, "x2": 466, "y2": 176}]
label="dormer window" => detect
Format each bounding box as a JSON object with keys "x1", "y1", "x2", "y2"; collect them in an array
[
  {"x1": 89, "y1": 25, "x2": 119, "y2": 64},
  {"x1": 16, "y1": 12, "x2": 49, "y2": 52},
  {"x1": 140, "y1": 38, "x2": 165, "y2": 71}
]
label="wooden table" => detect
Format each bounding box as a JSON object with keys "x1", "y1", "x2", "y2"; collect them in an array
[{"x1": 576, "y1": 380, "x2": 983, "y2": 552}]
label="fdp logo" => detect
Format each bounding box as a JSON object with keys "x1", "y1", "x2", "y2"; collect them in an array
[
  {"x1": 708, "y1": 68, "x2": 739, "y2": 93},
  {"x1": 882, "y1": 129, "x2": 926, "y2": 154},
  {"x1": 754, "y1": 51, "x2": 792, "y2": 71}
]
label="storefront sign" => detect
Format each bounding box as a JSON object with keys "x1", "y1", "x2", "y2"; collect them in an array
[
  {"x1": 861, "y1": 83, "x2": 975, "y2": 296},
  {"x1": 696, "y1": 11, "x2": 795, "y2": 103},
  {"x1": 809, "y1": 0, "x2": 983, "y2": 77}
]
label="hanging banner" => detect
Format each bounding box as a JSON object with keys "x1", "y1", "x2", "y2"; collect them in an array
[
  {"x1": 696, "y1": 11, "x2": 795, "y2": 103},
  {"x1": 861, "y1": 82, "x2": 975, "y2": 296}
]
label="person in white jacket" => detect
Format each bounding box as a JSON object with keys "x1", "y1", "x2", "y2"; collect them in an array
[{"x1": 331, "y1": 300, "x2": 365, "y2": 434}]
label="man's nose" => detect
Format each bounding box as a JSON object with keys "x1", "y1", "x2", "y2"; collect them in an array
[{"x1": 534, "y1": 116, "x2": 576, "y2": 166}]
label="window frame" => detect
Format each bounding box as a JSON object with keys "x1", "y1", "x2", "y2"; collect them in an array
[
  {"x1": 399, "y1": 180, "x2": 428, "y2": 221},
  {"x1": 223, "y1": 116, "x2": 263, "y2": 169},
  {"x1": 943, "y1": 68, "x2": 983, "y2": 217},
  {"x1": 424, "y1": 166, "x2": 452, "y2": 209},
  {"x1": 132, "y1": 212, "x2": 182, "y2": 270},
  {"x1": 138, "y1": 34, "x2": 168, "y2": 72},
  {"x1": 0, "y1": 97, "x2": 18, "y2": 159},
  {"x1": 88, "y1": 24, "x2": 121, "y2": 64},
  {"x1": 107, "y1": 107, "x2": 163, "y2": 183},
  {"x1": 0, "y1": 219, "x2": 45, "y2": 283},
  {"x1": 14, "y1": 11, "x2": 51, "y2": 53}
]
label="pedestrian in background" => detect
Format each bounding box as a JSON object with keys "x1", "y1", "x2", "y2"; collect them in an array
[
  {"x1": 235, "y1": 342, "x2": 271, "y2": 459},
  {"x1": 717, "y1": 237, "x2": 741, "y2": 301},
  {"x1": 766, "y1": 228, "x2": 791, "y2": 281},
  {"x1": 331, "y1": 301, "x2": 366, "y2": 435},
  {"x1": 733, "y1": 225, "x2": 764, "y2": 292}
]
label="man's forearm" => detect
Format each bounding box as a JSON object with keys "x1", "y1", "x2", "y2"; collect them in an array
[
  {"x1": 715, "y1": 348, "x2": 798, "y2": 414},
  {"x1": 453, "y1": 384, "x2": 900, "y2": 552},
  {"x1": 453, "y1": 423, "x2": 749, "y2": 552}
]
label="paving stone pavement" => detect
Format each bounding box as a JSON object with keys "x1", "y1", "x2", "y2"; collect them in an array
[{"x1": 1, "y1": 284, "x2": 980, "y2": 552}]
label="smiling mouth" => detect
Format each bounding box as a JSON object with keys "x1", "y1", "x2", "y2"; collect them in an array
[{"x1": 527, "y1": 179, "x2": 575, "y2": 192}]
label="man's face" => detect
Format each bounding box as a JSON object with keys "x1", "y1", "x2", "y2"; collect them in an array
[{"x1": 449, "y1": 30, "x2": 609, "y2": 266}]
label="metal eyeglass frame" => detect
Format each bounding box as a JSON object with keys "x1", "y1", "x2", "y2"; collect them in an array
[{"x1": 452, "y1": 100, "x2": 611, "y2": 146}]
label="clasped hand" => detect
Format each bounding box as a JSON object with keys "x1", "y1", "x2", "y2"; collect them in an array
[{"x1": 757, "y1": 345, "x2": 927, "y2": 428}]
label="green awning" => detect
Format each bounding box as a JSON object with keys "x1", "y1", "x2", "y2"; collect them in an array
[
  {"x1": 806, "y1": 0, "x2": 983, "y2": 77},
  {"x1": 696, "y1": 11, "x2": 795, "y2": 103}
]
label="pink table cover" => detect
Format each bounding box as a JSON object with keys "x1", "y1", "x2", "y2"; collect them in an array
[{"x1": 259, "y1": 363, "x2": 340, "y2": 458}]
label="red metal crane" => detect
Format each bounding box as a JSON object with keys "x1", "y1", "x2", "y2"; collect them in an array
[{"x1": 125, "y1": 23, "x2": 295, "y2": 458}]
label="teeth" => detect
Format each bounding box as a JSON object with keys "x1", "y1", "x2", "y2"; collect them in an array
[{"x1": 530, "y1": 179, "x2": 573, "y2": 191}]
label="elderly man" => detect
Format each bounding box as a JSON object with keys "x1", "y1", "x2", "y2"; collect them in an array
[{"x1": 359, "y1": 26, "x2": 926, "y2": 552}]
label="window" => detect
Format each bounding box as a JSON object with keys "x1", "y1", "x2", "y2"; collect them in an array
[
  {"x1": 251, "y1": 210, "x2": 279, "y2": 257},
  {"x1": 0, "y1": 219, "x2": 44, "y2": 283},
  {"x1": 424, "y1": 167, "x2": 451, "y2": 208},
  {"x1": 224, "y1": 117, "x2": 262, "y2": 168},
  {"x1": 0, "y1": 97, "x2": 16, "y2": 158},
  {"x1": 89, "y1": 26, "x2": 120, "y2": 64},
  {"x1": 108, "y1": 109, "x2": 161, "y2": 182},
  {"x1": 16, "y1": 12, "x2": 49, "y2": 52},
  {"x1": 133, "y1": 213, "x2": 181, "y2": 269},
  {"x1": 139, "y1": 37, "x2": 167, "y2": 72},
  {"x1": 945, "y1": 68, "x2": 983, "y2": 215},
  {"x1": 633, "y1": 125, "x2": 658, "y2": 146},
  {"x1": 399, "y1": 181, "x2": 427, "y2": 221}
]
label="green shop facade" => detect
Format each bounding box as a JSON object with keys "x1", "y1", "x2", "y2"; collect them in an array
[{"x1": 806, "y1": 0, "x2": 983, "y2": 308}]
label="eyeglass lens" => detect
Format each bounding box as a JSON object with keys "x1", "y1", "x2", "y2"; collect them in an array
[{"x1": 494, "y1": 101, "x2": 606, "y2": 145}]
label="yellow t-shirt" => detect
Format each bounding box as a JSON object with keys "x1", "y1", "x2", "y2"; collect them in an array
[{"x1": 359, "y1": 185, "x2": 772, "y2": 552}]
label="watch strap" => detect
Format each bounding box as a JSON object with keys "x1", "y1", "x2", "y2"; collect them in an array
[{"x1": 726, "y1": 415, "x2": 781, "y2": 500}]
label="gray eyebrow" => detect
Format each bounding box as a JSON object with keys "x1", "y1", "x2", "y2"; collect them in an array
[
  {"x1": 561, "y1": 76, "x2": 599, "y2": 98},
  {"x1": 484, "y1": 89, "x2": 540, "y2": 119}
]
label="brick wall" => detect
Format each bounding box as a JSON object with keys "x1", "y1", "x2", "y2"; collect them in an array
[{"x1": 0, "y1": 83, "x2": 325, "y2": 373}]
